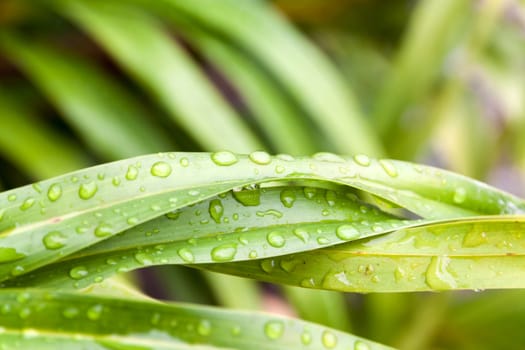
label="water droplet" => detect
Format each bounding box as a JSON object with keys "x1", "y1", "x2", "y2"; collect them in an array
[
  {"x1": 232, "y1": 188, "x2": 260, "y2": 206},
  {"x1": 211, "y1": 244, "x2": 237, "y2": 262},
  {"x1": 293, "y1": 228, "x2": 310, "y2": 243},
  {"x1": 462, "y1": 231, "x2": 488, "y2": 247},
  {"x1": 134, "y1": 252, "x2": 153, "y2": 266},
  {"x1": 62, "y1": 307, "x2": 79, "y2": 319},
  {"x1": 425, "y1": 256, "x2": 457, "y2": 290},
  {"x1": 208, "y1": 199, "x2": 224, "y2": 223},
  {"x1": 261, "y1": 259, "x2": 276, "y2": 273},
  {"x1": 336, "y1": 225, "x2": 360, "y2": 240},
  {"x1": 166, "y1": 211, "x2": 180, "y2": 220},
  {"x1": 151, "y1": 161, "x2": 172, "y2": 178},
  {"x1": 0, "y1": 248, "x2": 25, "y2": 263},
  {"x1": 7, "y1": 194, "x2": 16, "y2": 202},
  {"x1": 322, "y1": 331, "x2": 337, "y2": 348},
  {"x1": 150, "y1": 313, "x2": 161, "y2": 325},
  {"x1": 42, "y1": 231, "x2": 67, "y2": 250},
  {"x1": 301, "y1": 331, "x2": 312, "y2": 345},
  {"x1": 353, "y1": 154, "x2": 371, "y2": 166},
  {"x1": 249, "y1": 250, "x2": 258, "y2": 259},
  {"x1": 379, "y1": 159, "x2": 398, "y2": 177},
  {"x1": 355, "y1": 341, "x2": 370, "y2": 350},
  {"x1": 177, "y1": 248, "x2": 194, "y2": 263},
  {"x1": 267, "y1": 231, "x2": 285, "y2": 248},
  {"x1": 11, "y1": 265, "x2": 25, "y2": 276},
  {"x1": 313, "y1": 152, "x2": 344, "y2": 162},
  {"x1": 94, "y1": 223, "x2": 113, "y2": 238},
  {"x1": 211, "y1": 151, "x2": 238, "y2": 166},
  {"x1": 197, "y1": 320, "x2": 212, "y2": 336},
  {"x1": 303, "y1": 187, "x2": 317, "y2": 199},
  {"x1": 249, "y1": 151, "x2": 272, "y2": 165},
  {"x1": 112, "y1": 177, "x2": 121, "y2": 186},
  {"x1": 79, "y1": 182, "x2": 98, "y2": 200},
  {"x1": 453, "y1": 187, "x2": 467, "y2": 204},
  {"x1": 394, "y1": 267, "x2": 406, "y2": 282},
  {"x1": 256, "y1": 209, "x2": 283, "y2": 218},
  {"x1": 180, "y1": 157, "x2": 189, "y2": 167},
  {"x1": 264, "y1": 321, "x2": 284, "y2": 340},
  {"x1": 69, "y1": 266, "x2": 89, "y2": 280},
  {"x1": 275, "y1": 165, "x2": 285, "y2": 174},
  {"x1": 86, "y1": 304, "x2": 103, "y2": 320},
  {"x1": 231, "y1": 325, "x2": 241, "y2": 336},
  {"x1": 126, "y1": 165, "x2": 139, "y2": 180},
  {"x1": 325, "y1": 190, "x2": 336, "y2": 206},
  {"x1": 20, "y1": 197, "x2": 35, "y2": 211},
  {"x1": 317, "y1": 237, "x2": 329, "y2": 245},
  {"x1": 47, "y1": 184, "x2": 62, "y2": 202},
  {"x1": 18, "y1": 307, "x2": 31, "y2": 319},
  {"x1": 280, "y1": 189, "x2": 296, "y2": 208}
]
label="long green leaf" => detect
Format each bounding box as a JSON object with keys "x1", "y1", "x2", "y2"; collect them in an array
[
  {"x1": 0, "y1": 289, "x2": 393, "y2": 349},
  {"x1": 57, "y1": 0, "x2": 262, "y2": 152}
]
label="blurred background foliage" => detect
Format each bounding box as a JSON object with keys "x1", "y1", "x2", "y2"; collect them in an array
[{"x1": 0, "y1": 0, "x2": 524, "y2": 349}]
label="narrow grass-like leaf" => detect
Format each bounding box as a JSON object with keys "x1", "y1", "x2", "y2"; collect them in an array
[
  {"x1": 205, "y1": 216, "x2": 525, "y2": 292},
  {"x1": 0, "y1": 289, "x2": 393, "y2": 350},
  {"x1": 131, "y1": 0, "x2": 382, "y2": 155},
  {"x1": 0, "y1": 32, "x2": 174, "y2": 160},
  {"x1": 0, "y1": 90, "x2": 90, "y2": 179},
  {"x1": 57, "y1": 0, "x2": 262, "y2": 152},
  {"x1": 0, "y1": 152, "x2": 522, "y2": 283}
]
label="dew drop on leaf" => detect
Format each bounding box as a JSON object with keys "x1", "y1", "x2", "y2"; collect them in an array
[
  {"x1": 355, "y1": 341, "x2": 371, "y2": 350},
  {"x1": 267, "y1": 231, "x2": 286, "y2": 248},
  {"x1": 86, "y1": 304, "x2": 103, "y2": 321},
  {"x1": 180, "y1": 157, "x2": 189, "y2": 167},
  {"x1": 177, "y1": 248, "x2": 194, "y2": 263},
  {"x1": 293, "y1": 228, "x2": 310, "y2": 243},
  {"x1": 280, "y1": 189, "x2": 296, "y2": 208},
  {"x1": 210, "y1": 244, "x2": 237, "y2": 262},
  {"x1": 264, "y1": 321, "x2": 284, "y2": 340},
  {"x1": 69, "y1": 266, "x2": 89, "y2": 280},
  {"x1": 94, "y1": 223, "x2": 113, "y2": 238},
  {"x1": 249, "y1": 151, "x2": 271, "y2": 165},
  {"x1": 197, "y1": 320, "x2": 212, "y2": 336},
  {"x1": 379, "y1": 159, "x2": 398, "y2": 177},
  {"x1": 47, "y1": 184, "x2": 62, "y2": 202},
  {"x1": 425, "y1": 256, "x2": 457, "y2": 290},
  {"x1": 0, "y1": 247, "x2": 26, "y2": 263},
  {"x1": 353, "y1": 154, "x2": 371, "y2": 166},
  {"x1": 78, "y1": 182, "x2": 98, "y2": 200},
  {"x1": 19, "y1": 197, "x2": 35, "y2": 211},
  {"x1": 134, "y1": 252, "x2": 153, "y2": 266},
  {"x1": 211, "y1": 151, "x2": 238, "y2": 166},
  {"x1": 301, "y1": 331, "x2": 312, "y2": 345},
  {"x1": 322, "y1": 330, "x2": 337, "y2": 348},
  {"x1": 336, "y1": 225, "x2": 360, "y2": 240},
  {"x1": 42, "y1": 231, "x2": 67, "y2": 250},
  {"x1": 150, "y1": 161, "x2": 172, "y2": 178},
  {"x1": 62, "y1": 307, "x2": 79, "y2": 319},
  {"x1": 125, "y1": 165, "x2": 139, "y2": 180},
  {"x1": 453, "y1": 187, "x2": 467, "y2": 204},
  {"x1": 208, "y1": 199, "x2": 224, "y2": 223}
]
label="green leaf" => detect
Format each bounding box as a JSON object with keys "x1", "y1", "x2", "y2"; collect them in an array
[
  {"x1": 0, "y1": 289, "x2": 393, "y2": 350},
  {"x1": 57, "y1": 0, "x2": 262, "y2": 152},
  {"x1": 0, "y1": 32, "x2": 175, "y2": 160}
]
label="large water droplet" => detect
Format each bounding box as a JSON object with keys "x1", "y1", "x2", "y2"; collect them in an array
[
  {"x1": 211, "y1": 244, "x2": 237, "y2": 262},
  {"x1": 79, "y1": 182, "x2": 98, "y2": 200},
  {"x1": 151, "y1": 161, "x2": 172, "y2": 178},
  {"x1": 42, "y1": 231, "x2": 67, "y2": 250},
  {"x1": 94, "y1": 223, "x2": 113, "y2": 238},
  {"x1": 232, "y1": 187, "x2": 260, "y2": 206},
  {"x1": 453, "y1": 187, "x2": 467, "y2": 204},
  {"x1": 211, "y1": 151, "x2": 238, "y2": 166},
  {"x1": 280, "y1": 189, "x2": 296, "y2": 208},
  {"x1": 249, "y1": 151, "x2": 272, "y2": 165},
  {"x1": 197, "y1": 320, "x2": 212, "y2": 336},
  {"x1": 353, "y1": 154, "x2": 371, "y2": 166},
  {"x1": 69, "y1": 266, "x2": 89, "y2": 280},
  {"x1": 126, "y1": 165, "x2": 139, "y2": 180},
  {"x1": 0, "y1": 247, "x2": 25, "y2": 263},
  {"x1": 336, "y1": 225, "x2": 360, "y2": 240},
  {"x1": 425, "y1": 256, "x2": 457, "y2": 290},
  {"x1": 379, "y1": 159, "x2": 398, "y2": 177},
  {"x1": 264, "y1": 321, "x2": 284, "y2": 340},
  {"x1": 47, "y1": 184, "x2": 62, "y2": 202},
  {"x1": 177, "y1": 248, "x2": 194, "y2": 263},
  {"x1": 86, "y1": 304, "x2": 103, "y2": 320},
  {"x1": 208, "y1": 199, "x2": 224, "y2": 223},
  {"x1": 322, "y1": 331, "x2": 337, "y2": 348},
  {"x1": 267, "y1": 231, "x2": 285, "y2": 248},
  {"x1": 20, "y1": 197, "x2": 35, "y2": 211}
]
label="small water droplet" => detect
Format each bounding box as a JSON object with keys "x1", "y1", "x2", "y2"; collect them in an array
[
  {"x1": 112, "y1": 177, "x2": 121, "y2": 186},
  {"x1": 150, "y1": 313, "x2": 161, "y2": 325},
  {"x1": 18, "y1": 307, "x2": 31, "y2": 319},
  {"x1": 303, "y1": 187, "x2": 317, "y2": 199},
  {"x1": 249, "y1": 250, "x2": 258, "y2": 259},
  {"x1": 11, "y1": 265, "x2": 25, "y2": 276},
  {"x1": 264, "y1": 321, "x2": 284, "y2": 340},
  {"x1": 177, "y1": 248, "x2": 194, "y2": 263},
  {"x1": 293, "y1": 228, "x2": 310, "y2": 243},
  {"x1": 462, "y1": 231, "x2": 488, "y2": 247},
  {"x1": 86, "y1": 304, "x2": 103, "y2": 320},
  {"x1": 301, "y1": 331, "x2": 312, "y2": 345},
  {"x1": 336, "y1": 225, "x2": 360, "y2": 240},
  {"x1": 94, "y1": 223, "x2": 113, "y2": 238},
  {"x1": 379, "y1": 159, "x2": 398, "y2": 177},
  {"x1": 275, "y1": 165, "x2": 285, "y2": 174},
  {"x1": 47, "y1": 184, "x2": 62, "y2": 202},
  {"x1": 322, "y1": 331, "x2": 337, "y2": 348},
  {"x1": 69, "y1": 266, "x2": 89, "y2": 280},
  {"x1": 79, "y1": 182, "x2": 98, "y2": 200},
  {"x1": 208, "y1": 199, "x2": 224, "y2": 223},
  {"x1": 180, "y1": 157, "x2": 189, "y2": 167},
  {"x1": 20, "y1": 197, "x2": 35, "y2": 211},
  {"x1": 353, "y1": 154, "x2": 371, "y2": 166},
  {"x1": 394, "y1": 266, "x2": 406, "y2": 282},
  {"x1": 267, "y1": 231, "x2": 285, "y2": 248},
  {"x1": 249, "y1": 151, "x2": 272, "y2": 165},
  {"x1": 453, "y1": 187, "x2": 467, "y2": 204},
  {"x1": 355, "y1": 341, "x2": 370, "y2": 350},
  {"x1": 0, "y1": 248, "x2": 25, "y2": 263},
  {"x1": 8, "y1": 194, "x2": 16, "y2": 202},
  {"x1": 317, "y1": 237, "x2": 329, "y2": 245},
  {"x1": 197, "y1": 320, "x2": 212, "y2": 336},
  {"x1": 211, "y1": 244, "x2": 237, "y2": 262},
  {"x1": 211, "y1": 151, "x2": 238, "y2": 166},
  {"x1": 43, "y1": 231, "x2": 67, "y2": 250},
  {"x1": 261, "y1": 259, "x2": 276, "y2": 273},
  {"x1": 280, "y1": 189, "x2": 296, "y2": 208},
  {"x1": 62, "y1": 307, "x2": 79, "y2": 319},
  {"x1": 151, "y1": 161, "x2": 172, "y2": 178},
  {"x1": 313, "y1": 152, "x2": 344, "y2": 162},
  {"x1": 134, "y1": 252, "x2": 153, "y2": 266},
  {"x1": 126, "y1": 165, "x2": 139, "y2": 180},
  {"x1": 256, "y1": 209, "x2": 283, "y2": 218}
]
